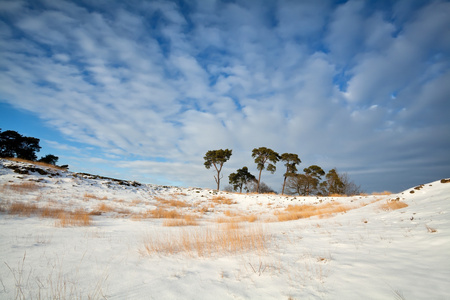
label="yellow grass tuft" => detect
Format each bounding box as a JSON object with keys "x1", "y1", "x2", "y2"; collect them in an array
[
  {"x1": 240, "y1": 214, "x2": 258, "y2": 223},
  {"x1": 211, "y1": 195, "x2": 236, "y2": 205},
  {"x1": 275, "y1": 202, "x2": 350, "y2": 222},
  {"x1": 158, "y1": 198, "x2": 190, "y2": 208},
  {"x1": 142, "y1": 224, "x2": 269, "y2": 257},
  {"x1": 56, "y1": 210, "x2": 91, "y2": 227},
  {"x1": 163, "y1": 215, "x2": 199, "y2": 226},
  {"x1": 379, "y1": 200, "x2": 408, "y2": 211},
  {"x1": 83, "y1": 193, "x2": 107, "y2": 201},
  {"x1": 95, "y1": 203, "x2": 116, "y2": 213},
  {"x1": 7, "y1": 202, "x2": 92, "y2": 226},
  {"x1": 372, "y1": 191, "x2": 392, "y2": 196},
  {"x1": 148, "y1": 207, "x2": 182, "y2": 219},
  {"x1": 3, "y1": 182, "x2": 41, "y2": 194},
  {"x1": 40, "y1": 206, "x2": 66, "y2": 218},
  {"x1": 8, "y1": 202, "x2": 39, "y2": 216}
]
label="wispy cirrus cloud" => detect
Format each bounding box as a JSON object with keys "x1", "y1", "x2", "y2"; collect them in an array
[{"x1": 0, "y1": 0, "x2": 449, "y2": 192}]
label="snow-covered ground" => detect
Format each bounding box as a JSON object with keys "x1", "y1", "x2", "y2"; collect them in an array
[{"x1": 0, "y1": 158, "x2": 449, "y2": 299}]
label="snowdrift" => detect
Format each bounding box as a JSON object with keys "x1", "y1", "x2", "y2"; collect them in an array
[{"x1": 1, "y1": 158, "x2": 449, "y2": 299}]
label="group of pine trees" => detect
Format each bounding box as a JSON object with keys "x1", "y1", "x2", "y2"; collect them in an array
[
  {"x1": 0, "y1": 129, "x2": 60, "y2": 166},
  {"x1": 204, "y1": 147, "x2": 361, "y2": 196}
]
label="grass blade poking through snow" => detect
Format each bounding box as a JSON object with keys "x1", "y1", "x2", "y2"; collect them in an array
[{"x1": 142, "y1": 224, "x2": 269, "y2": 257}]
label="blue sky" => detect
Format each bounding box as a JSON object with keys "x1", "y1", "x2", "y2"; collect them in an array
[{"x1": 1, "y1": 0, "x2": 449, "y2": 193}]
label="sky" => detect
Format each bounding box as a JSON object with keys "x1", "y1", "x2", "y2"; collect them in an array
[{"x1": 0, "y1": 0, "x2": 449, "y2": 193}]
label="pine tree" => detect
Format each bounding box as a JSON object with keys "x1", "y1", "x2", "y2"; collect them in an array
[
  {"x1": 204, "y1": 149, "x2": 232, "y2": 190},
  {"x1": 251, "y1": 147, "x2": 280, "y2": 193}
]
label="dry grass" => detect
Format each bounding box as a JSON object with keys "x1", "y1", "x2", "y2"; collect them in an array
[
  {"x1": 142, "y1": 224, "x2": 269, "y2": 257},
  {"x1": 240, "y1": 214, "x2": 258, "y2": 223},
  {"x1": 6, "y1": 202, "x2": 92, "y2": 226},
  {"x1": 56, "y1": 210, "x2": 91, "y2": 227},
  {"x1": 328, "y1": 193, "x2": 347, "y2": 197},
  {"x1": 95, "y1": 203, "x2": 116, "y2": 213},
  {"x1": 4, "y1": 157, "x2": 65, "y2": 170},
  {"x1": 8, "y1": 202, "x2": 39, "y2": 216},
  {"x1": 379, "y1": 200, "x2": 408, "y2": 211},
  {"x1": 131, "y1": 207, "x2": 184, "y2": 220},
  {"x1": 275, "y1": 202, "x2": 350, "y2": 222},
  {"x1": 217, "y1": 212, "x2": 258, "y2": 224},
  {"x1": 149, "y1": 207, "x2": 182, "y2": 219},
  {"x1": 157, "y1": 197, "x2": 190, "y2": 208},
  {"x1": 372, "y1": 191, "x2": 392, "y2": 195},
  {"x1": 83, "y1": 193, "x2": 107, "y2": 201},
  {"x1": 194, "y1": 203, "x2": 215, "y2": 214},
  {"x1": 163, "y1": 215, "x2": 199, "y2": 226},
  {"x1": 40, "y1": 206, "x2": 66, "y2": 218},
  {"x1": 211, "y1": 195, "x2": 236, "y2": 205},
  {"x1": 2, "y1": 182, "x2": 41, "y2": 194}
]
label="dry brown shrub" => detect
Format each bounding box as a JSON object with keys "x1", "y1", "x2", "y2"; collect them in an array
[
  {"x1": 211, "y1": 195, "x2": 235, "y2": 205},
  {"x1": 379, "y1": 200, "x2": 408, "y2": 211},
  {"x1": 275, "y1": 203, "x2": 350, "y2": 222}
]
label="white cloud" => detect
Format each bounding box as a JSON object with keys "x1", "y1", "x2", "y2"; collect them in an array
[{"x1": 0, "y1": 0, "x2": 448, "y2": 192}]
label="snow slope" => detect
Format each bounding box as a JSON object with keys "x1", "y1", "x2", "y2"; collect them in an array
[{"x1": 0, "y1": 158, "x2": 449, "y2": 299}]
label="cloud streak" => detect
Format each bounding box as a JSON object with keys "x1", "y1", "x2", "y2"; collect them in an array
[{"x1": 0, "y1": 0, "x2": 449, "y2": 192}]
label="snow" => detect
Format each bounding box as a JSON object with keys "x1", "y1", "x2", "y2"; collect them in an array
[{"x1": 0, "y1": 158, "x2": 449, "y2": 299}]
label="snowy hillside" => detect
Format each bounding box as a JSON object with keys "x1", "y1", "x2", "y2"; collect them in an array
[{"x1": 1, "y1": 158, "x2": 449, "y2": 299}]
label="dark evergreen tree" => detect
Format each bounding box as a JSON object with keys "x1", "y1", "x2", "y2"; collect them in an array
[
  {"x1": 38, "y1": 154, "x2": 59, "y2": 165},
  {"x1": 324, "y1": 168, "x2": 345, "y2": 195},
  {"x1": 280, "y1": 153, "x2": 301, "y2": 195},
  {"x1": 0, "y1": 129, "x2": 41, "y2": 160},
  {"x1": 251, "y1": 147, "x2": 280, "y2": 193},
  {"x1": 204, "y1": 149, "x2": 232, "y2": 190},
  {"x1": 228, "y1": 166, "x2": 256, "y2": 193}
]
